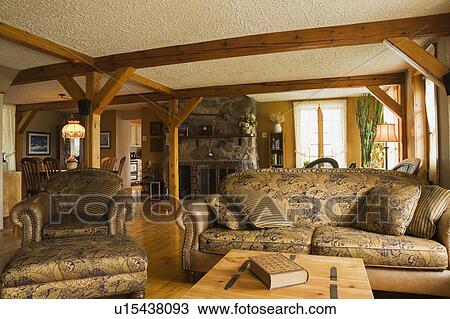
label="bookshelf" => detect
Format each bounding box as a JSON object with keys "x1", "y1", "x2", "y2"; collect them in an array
[{"x1": 269, "y1": 133, "x2": 283, "y2": 168}]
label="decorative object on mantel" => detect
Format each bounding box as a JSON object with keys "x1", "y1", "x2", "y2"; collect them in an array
[
  {"x1": 268, "y1": 112, "x2": 285, "y2": 133},
  {"x1": 61, "y1": 120, "x2": 85, "y2": 139},
  {"x1": 199, "y1": 125, "x2": 213, "y2": 136},
  {"x1": 239, "y1": 113, "x2": 257, "y2": 135},
  {"x1": 179, "y1": 123, "x2": 189, "y2": 137},
  {"x1": 66, "y1": 155, "x2": 78, "y2": 170}
]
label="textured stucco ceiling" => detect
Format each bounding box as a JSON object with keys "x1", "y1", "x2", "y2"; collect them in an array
[{"x1": 1, "y1": 0, "x2": 449, "y2": 103}]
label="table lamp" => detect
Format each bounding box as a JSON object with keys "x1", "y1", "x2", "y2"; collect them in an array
[{"x1": 374, "y1": 123, "x2": 398, "y2": 169}]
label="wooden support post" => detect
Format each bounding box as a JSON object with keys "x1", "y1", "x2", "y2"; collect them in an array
[
  {"x1": 15, "y1": 110, "x2": 37, "y2": 170},
  {"x1": 168, "y1": 99, "x2": 179, "y2": 210},
  {"x1": 84, "y1": 72, "x2": 102, "y2": 168}
]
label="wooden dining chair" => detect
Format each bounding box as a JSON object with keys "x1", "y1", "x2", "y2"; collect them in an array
[
  {"x1": 43, "y1": 157, "x2": 60, "y2": 179},
  {"x1": 391, "y1": 158, "x2": 422, "y2": 175},
  {"x1": 304, "y1": 157, "x2": 339, "y2": 169},
  {"x1": 101, "y1": 156, "x2": 117, "y2": 171},
  {"x1": 21, "y1": 157, "x2": 43, "y2": 197},
  {"x1": 116, "y1": 156, "x2": 126, "y2": 177}
]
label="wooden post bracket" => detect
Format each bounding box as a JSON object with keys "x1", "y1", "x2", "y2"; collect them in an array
[
  {"x1": 384, "y1": 37, "x2": 449, "y2": 91},
  {"x1": 366, "y1": 86, "x2": 404, "y2": 118}
]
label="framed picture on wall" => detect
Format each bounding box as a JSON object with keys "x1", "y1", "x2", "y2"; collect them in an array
[
  {"x1": 27, "y1": 132, "x2": 51, "y2": 155},
  {"x1": 100, "y1": 131, "x2": 111, "y2": 149},
  {"x1": 150, "y1": 122, "x2": 163, "y2": 137},
  {"x1": 149, "y1": 138, "x2": 164, "y2": 152}
]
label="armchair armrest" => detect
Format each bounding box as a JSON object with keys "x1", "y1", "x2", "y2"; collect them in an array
[
  {"x1": 176, "y1": 199, "x2": 216, "y2": 271},
  {"x1": 108, "y1": 190, "x2": 136, "y2": 236},
  {"x1": 10, "y1": 193, "x2": 53, "y2": 246},
  {"x1": 437, "y1": 206, "x2": 450, "y2": 269}
]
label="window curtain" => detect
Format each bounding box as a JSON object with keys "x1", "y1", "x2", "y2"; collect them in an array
[
  {"x1": 1, "y1": 104, "x2": 16, "y2": 171},
  {"x1": 293, "y1": 102, "x2": 318, "y2": 168},
  {"x1": 425, "y1": 78, "x2": 439, "y2": 183},
  {"x1": 320, "y1": 100, "x2": 347, "y2": 167}
]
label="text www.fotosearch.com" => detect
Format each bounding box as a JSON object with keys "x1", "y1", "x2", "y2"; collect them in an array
[
  {"x1": 198, "y1": 303, "x2": 336, "y2": 315},
  {"x1": 114, "y1": 302, "x2": 337, "y2": 316}
]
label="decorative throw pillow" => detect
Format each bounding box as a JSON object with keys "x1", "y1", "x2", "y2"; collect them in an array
[
  {"x1": 407, "y1": 185, "x2": 450, "y2": 238},
  {"x1": 75, "y1": 178, "x2": 121, "y2": 221},
  {"x1": 233, "y1": 191, "x2": 292, "y2": 229},
  {"x1": 355, "y1": 182, "x2": 421, "y2": 236},
  {"x1": 207, "y1": 194, "x2": 248, "y2": 230}
]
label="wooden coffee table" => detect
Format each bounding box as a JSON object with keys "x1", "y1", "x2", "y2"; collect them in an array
[{"x1": 183, "y1": 249, "x2": 373, "y2": 299}]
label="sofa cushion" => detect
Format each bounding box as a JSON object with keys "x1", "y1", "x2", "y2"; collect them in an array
[
  {"x1": 407, "y1": 185, "x2": 450, "y2": 239},
  {"x1": 75, "y1": 177, "x2": 121, "y2": 220},
  {"x1": 311, "y1": 225, "x2": 448, "y2": 270},
  {"x1": 355, "y1": 181, "x2": 421, "y2": 236},
  {"x1": 232, "y1": 191, "x2": 292, "y2": 229},
  {"x1": 199, "y1": 225, "x2": 314, "y2": 255},
  {"x1": 207, "y1": 194, "x2": 248, "y2": 230},
  {"x1": 1, "y1": 236, "x2": 147, "y2": 288},
  {"x1": 220, "y1": 168, "x2": 425, "y2": 227},
  {"x1": 42, "y1": 215, "x2": 109, "y2": 240}
]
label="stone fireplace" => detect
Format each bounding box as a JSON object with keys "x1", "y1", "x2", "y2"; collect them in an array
[{"x1": 165, "y1": 96, "x2": 259, "y2": 198}]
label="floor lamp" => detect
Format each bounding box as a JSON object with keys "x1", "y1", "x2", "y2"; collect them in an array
[{"x1": 374, "y1": 123, "x2": 398, "y2": 169}]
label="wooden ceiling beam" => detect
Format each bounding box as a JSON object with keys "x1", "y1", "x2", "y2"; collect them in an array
[
  {"x1": 16, "y1": 72, "x2": 405, "y2": 112},
  {"x1": 366, "y1": 85, "x2": 403, "y2": 117},
  {"x1": 11, "y1": 13, "x2": 450, "y2": 85},
  {"x1": 57, "y1": 75, "x2": 85, "y2": 100},
  {"x1": 384, "y1": 37, "x2": 449, "y2": 89},
  {"x1": 129, "y1": 73, "x2": 174, "y2": 95},
  {"x1": 0, "y1": 22, "x2": 93, "y2": 64}
]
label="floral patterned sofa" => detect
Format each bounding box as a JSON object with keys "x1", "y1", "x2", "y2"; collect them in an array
[{"x1": 177, "y1": 168, "x2": 450, "y2": 297}]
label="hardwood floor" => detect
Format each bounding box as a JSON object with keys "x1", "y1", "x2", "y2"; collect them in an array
[{"x1": 0, "y1": 204, "x2": 194, "y2": 299}]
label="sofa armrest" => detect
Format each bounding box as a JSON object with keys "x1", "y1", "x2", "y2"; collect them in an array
[
  {"x1": 176, "y1": 199, "x2": 216, "y2": 271},
  {"x1": 108, "y1": 191, "x2": 135, "y2": 236},
  {"x1": 437, "y1": 206, "x2": 450, "y2": 269},
  {"x1": 10, "y1": 192, "x2": 53, "y2": 246}
]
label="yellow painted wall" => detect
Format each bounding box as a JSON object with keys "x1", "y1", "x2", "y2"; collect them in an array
[
  {"x1": 257, "y1": 98, "x2": 361, "y2": 168},
  {"x1": 257, "y1": 102, "x2": 295, "y2": 168},
  {"x1": 141, "y1": 107, "x2": 165, "y2": 169},
  {"x1": 100, "y1": 110, "x2": 117, "y2": 159}
]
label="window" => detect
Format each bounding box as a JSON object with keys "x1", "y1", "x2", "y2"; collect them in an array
[{"x1": 294, "y1": 100, "x2": 347, "y2": 167}]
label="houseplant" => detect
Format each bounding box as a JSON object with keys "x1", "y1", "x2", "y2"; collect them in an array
[{"x1": 356, "y1": 94, "x2": 383, "y2": 168}]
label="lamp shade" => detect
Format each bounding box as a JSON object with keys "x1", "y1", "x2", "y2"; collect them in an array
[
  {"x1": 374, "y1": 123, "x2": 398, "y2": 143},
  {"x1": 62, "y1": 120, "x2": 85, "y2": 139}
]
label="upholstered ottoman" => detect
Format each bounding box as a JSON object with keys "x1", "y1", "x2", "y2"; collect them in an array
[{"x1": 0, "y1": 236, "x2": 148, "y2": 299}]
